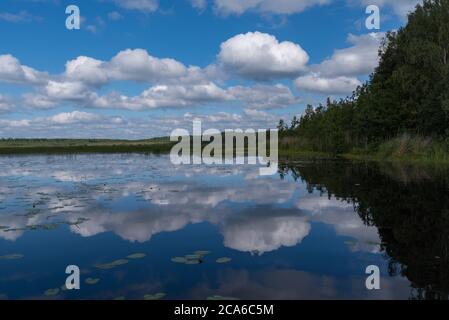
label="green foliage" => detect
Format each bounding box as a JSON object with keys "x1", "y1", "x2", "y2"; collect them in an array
[
  {"x1": 376, "y1": 134, "x2": 449, "y2": 161},
  {"x1": 0, "y1": 138, "x2": 175, "y2": 155},
  {"x1": 279, "y1": 161, "x2": 449, "y2": 299},
  {"x1": 281, "y1": 0, "x2": 449, "y2": 156}
]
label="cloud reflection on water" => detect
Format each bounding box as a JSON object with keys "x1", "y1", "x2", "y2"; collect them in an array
[{"x1": 0, "y1": 154, "x2": 379, "y2": 255}]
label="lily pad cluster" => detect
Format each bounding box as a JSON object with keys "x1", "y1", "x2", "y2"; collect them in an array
[
  {"x1": 216, "y1": 257, "x2": 232, "y2": 264},
  {"x1": 95, "y1": 259, "x2": 129, "y2": 270},
  {"x1": 127, "y1": 253, "x2": 146, "y2": 259},
  {"x1": 85, "y1": 278, "x2": 100, "y2": 285},
  {"x1": 95, "y1": 252, "x2": 146, "y2": 270},
  {"x1": 171, "y1": 250, "x2": 211, "y2": 265},
  {"x1": 0, "y1": 184, "x2": 95, "y2": 238}
]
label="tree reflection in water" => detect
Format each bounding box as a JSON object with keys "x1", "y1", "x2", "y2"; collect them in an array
[{"x1": 279, "y1": 160, "x2": 449, "y2": 300}]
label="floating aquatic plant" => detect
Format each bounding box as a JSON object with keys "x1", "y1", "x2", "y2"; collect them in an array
[
  {"x1": 171, "y1": 257, "x2": 188, "y2": 264},
  {"x1": 85, "y1": 278, "x2": 100, "y2": 285},
  {"x1": 95, "y1": 259, "x2": 129, "y2": 270},
  {"x1": 171, "y1": 253, "x2": 204, "y2": 265},
  {"x1": 216, "y1": 257, "x2": 232, "y2": 264},
  {"x1": 185, "y1": 254, "x2": 202, "y2": 260},
  {"x1": 114, "y1": 296, "x2": 126, "y2": 300},
  {"x1": 111, "y1": 259, "x2": 129, "y2": 266},
  {"x1": 44, "y1": 288, "x2": 60, "y2": 296},
  {"x1": 143, "y1": 293, "x2": 166, "y2": 300},
  {"x1": 95, "y1": 263, "x2": 116, "y2": 270},
  {"x1": 126, "y1": 253, "x2": 146, "y2": 259}
]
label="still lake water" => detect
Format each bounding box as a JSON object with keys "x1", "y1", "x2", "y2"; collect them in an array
[{"x1": 0, "y1": 154, "x2": 448, "y2": 300}]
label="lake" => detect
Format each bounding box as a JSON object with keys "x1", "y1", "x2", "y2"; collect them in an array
[{"x1": 0, "y1": 154, "x2": 448, "y2": 300}]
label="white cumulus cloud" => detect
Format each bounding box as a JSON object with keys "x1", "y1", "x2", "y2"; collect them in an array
[
  {"x1": 90, "y1": 82, "x2": 232, "y2": 110},
  {"x1": 219, "y1": 31, "x2": 309, "y2": 80},
  {"x1": 64, "y1": 49, "x2": 189, "y2": 85},
  {"x1": 0, "y1": 54, "x2": 47, "y2": 85},
  {"x1": 222, "y1": 213, "x2": 311, "y2": 254},
  {"x1": 190, "y1": 0, "x2": 208, "y2": 10},
  {"x1": 293, "y1": 33, "x2": 383, "y2": 94},
  {"x1": 313, "y1": 33, "x2": 384, "y2": 78},
  {"x1": 0, "y1": 94, "x2": 14, "y2": 113},
  {"x1": 229, "y1": 84, "x2": 299, "y2": 109},
  {"x1": 295, "y1": 74, "x2": 361, "y2": 94}
]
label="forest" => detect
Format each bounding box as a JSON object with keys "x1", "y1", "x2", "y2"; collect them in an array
[{"x1": 279, "y1": 0, "x2": 449, "y2": 161}]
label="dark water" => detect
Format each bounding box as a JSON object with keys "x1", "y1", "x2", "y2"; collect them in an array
[{"x1": 0, "y1": 154, "x2": 448, "y2": 300}]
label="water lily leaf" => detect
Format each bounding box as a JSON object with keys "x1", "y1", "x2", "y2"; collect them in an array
[
  {"x1": 144, "y1": 293, "x2": 166, "y2": 300},
  {"x1": 185, "y1": 259, "x2": 201, "y2": 265},
  {"x1": 127, "y1": 253, "x2": 146, "y2": 259},
  {"x1": 216, "y1": 257, "x2": 232, "y2": 264},
  {"x1": 171, "y1": 257, "x2": 188, "y2": 264},
  {"x1": 111, "y1": 259, "x2": 129, "y2": 266},
  {"x1": 0, "y1": 254, "x2": 24, "y2": 260},
  {"x1": 85, "y1": 278, "x2": 100, "y2": 285},
  {"x1": 95, "y1": 259, "x2": 129, "y2": 269},
  {"x1": 44, "y1": 288, "x2": 60, "y2": 296},
  {"x1": 185, "y1": 254, "x2": 202, "y2": 260},
  {"x1": 95, "y1": 263, "x2": 115, "y2": 270}
]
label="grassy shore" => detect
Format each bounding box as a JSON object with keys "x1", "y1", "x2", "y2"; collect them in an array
[
  {"x1": 2, "y1": 134, "x2": 449, "y2": 166},
  {"x1": 0, "y1": 138, "x2": 175, "y2": 155},
  {"x1": 280, "y1": 134, "x2": 449, "y2": 164}
]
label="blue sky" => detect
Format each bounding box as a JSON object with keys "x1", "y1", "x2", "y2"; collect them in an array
[{"x1": 0, "y1": 0, "x2": 421, "y2": 139}]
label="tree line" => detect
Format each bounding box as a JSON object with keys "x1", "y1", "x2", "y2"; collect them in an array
[{"x1": 279, "y1": 0, "x2": 449, "y2": 155}]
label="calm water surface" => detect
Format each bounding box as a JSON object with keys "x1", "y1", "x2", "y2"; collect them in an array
[{"x1": 0, "y1": 154, "x2": 448, "y2": 300}]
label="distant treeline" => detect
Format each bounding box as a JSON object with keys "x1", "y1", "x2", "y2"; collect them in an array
[{"x1": 279, "y1": 0, "x2": 449, "y2": 160}]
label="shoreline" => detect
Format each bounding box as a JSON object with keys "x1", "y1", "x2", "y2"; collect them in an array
[
  {"x1": 1, "y1": 140, "x2": 448, "y2": 166},
  {"x1": 0, "y1": 144, "x2": 175, "y2": 155},
  {"x1": 0, "y1": 139, "x2": 175, "y2": 155},
  {"x1": 279, "y1": 149, "x2": 449, "y2": 166}
]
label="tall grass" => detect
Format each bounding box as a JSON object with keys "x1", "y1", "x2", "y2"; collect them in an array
[{"x1": 376, "y1": 134, "x2": 449, "y2": 162}]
